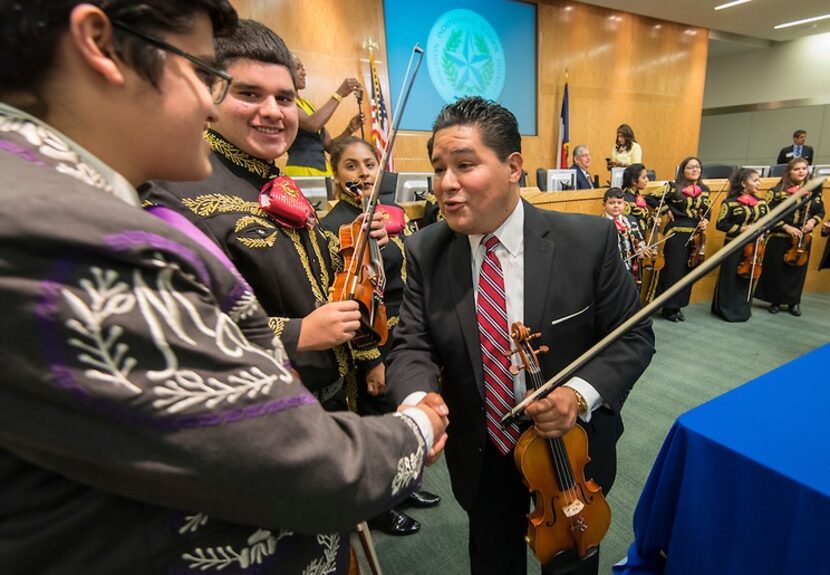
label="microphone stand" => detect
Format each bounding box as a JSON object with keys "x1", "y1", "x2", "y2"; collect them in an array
[{"x1": 355, "y1": 88, "x2": 365, "y2": 140}]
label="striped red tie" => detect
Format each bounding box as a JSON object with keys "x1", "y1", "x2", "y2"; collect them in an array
[{"x1": 477, "y1": 234, "x2": 521, "y2": 455}]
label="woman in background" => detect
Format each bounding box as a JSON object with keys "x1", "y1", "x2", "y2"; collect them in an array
[
  {"x1": 284, "y1": 55, "x2": 363, "y2": 176},
  {"x1": 711, "y1": 168, "x2": 769, "y2": 322},
  {"x1": 754, "y1": 157, "x2": 824, "y2": 316},
  {"x1": 609, "y1": 123, "x2": 642, "y2": 169},
  {"x1": 319, "y1": 136, "x2": 440, "y2": 536},
  {"x1": 655, "y1": 156, "x2": 710, "y2": 322}
]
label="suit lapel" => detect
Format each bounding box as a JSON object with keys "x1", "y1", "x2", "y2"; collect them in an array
[
  {"x1": 448, "y1": 232, "x2": 485, "y2": 398},
  {"x1": 523, "y1": 202, "x2": 555, "y2": 330}
]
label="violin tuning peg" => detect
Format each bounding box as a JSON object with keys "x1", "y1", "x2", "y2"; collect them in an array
[{"x1": 509, "y1": 365, "x2": 521, "y2": 375}]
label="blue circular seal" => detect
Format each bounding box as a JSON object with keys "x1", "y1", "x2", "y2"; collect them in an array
[{"x1": 427, "y1": 9, "x2": 506, "y2": 104}]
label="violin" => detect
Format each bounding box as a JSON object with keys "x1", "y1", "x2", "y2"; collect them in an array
[
  {"x1": 737, "y1": 234, "x2": 765, "y2": 280},
  {"x1": 782, "y1": 187, "x2": 813, "y2": 267},
  {"x1": 510, "y1": 322, "x2": 610, "y2": 566},
  {"x1": 327, "y1": 45, "x2": 424, "y2": 348},
  {"x1": 629, "y1": 236, "x2": 642, "y2": 286},
  {"x1": 329, "y1": 181, "x2": 388, "y2": 347},
  {"x1": 687, "y1": 227, "x2": 706, "y2": 269}
]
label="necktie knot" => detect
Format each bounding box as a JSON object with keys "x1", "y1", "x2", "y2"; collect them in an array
[{"x1": 484, "y1": 234, "x2": 500, "y2": 253}]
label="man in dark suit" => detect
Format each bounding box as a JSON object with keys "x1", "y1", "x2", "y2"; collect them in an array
[
  {"x1": 777, "y1": 130, "x2": 814, "y2": 165},
  {"x1": 387, "y1": 97, "x2": 655, "y2": 574},
  {"x1": 570, "y1": 144, "x2": 595, "y2": 189}
]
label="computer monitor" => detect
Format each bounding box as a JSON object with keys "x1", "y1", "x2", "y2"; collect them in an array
[
  {"x1": 810, "y1": 164, "x2": 830, "y2": 179},
  {"x1": 610, "y1": 167, "x2": 626, "y2": 188},
  {"x1": 394, "y1": 172, "x2": 432, "y2": 203},
  {"x1": 742, "y1": 165, "x2": 769, "y2": 177},
  {"x1": 291, "y1": 176, "x2": 330, "y2": 210},
  {"x1": 545, "y1": 169, "x2": 576, "y2": 192}
]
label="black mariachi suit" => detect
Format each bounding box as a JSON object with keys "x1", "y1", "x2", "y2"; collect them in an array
[
  {"x1": 319, "y1": 194, "x2": 411, "y2": 415},
  {"x1": 711, "y1": 195, "x2": 770, "y2": 322},
  {"x1": 754, "y1": 184, "x2": 825, "y2": 307},
  {"x1": 655, "y1": 183, "x2": 711, "y2": 312},
  {"x1": 387, "y1": 200, "x2": 655, "y2": 574},
  {"x1": 142, "y1": 130, "x2": 380, "y2": 404}
]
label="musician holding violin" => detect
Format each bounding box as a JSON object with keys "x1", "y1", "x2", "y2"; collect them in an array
[
  {"x1": 654, "y1": 156, "x2": 710, "y2": 322},
  {"x1": 754, "y1": 157, "x2": 825, "y2": 316},
  {"x1": 602, "y1": 187, "x2": 650, "y2": 285},
  {"x1": 621, "y1": 163, "x2": 663, "y2": 302},
  {"x1": 388, "y1": 98, "x2": 654, "y2": 575},
  {"x1": 710, "y1": 169, "x2": 770, "y2": 322}
]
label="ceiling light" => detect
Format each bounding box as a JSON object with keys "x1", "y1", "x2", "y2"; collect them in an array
[
  {"x1": 714, "y1": 0, "x2": 752, "y2": 10},
  {"x1": 774, "y1": 13, "x2": 830, "y2": 29}
]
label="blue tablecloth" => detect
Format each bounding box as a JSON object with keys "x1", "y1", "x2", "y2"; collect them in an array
[{"x1": 614, "y1": 344, "x2": 830, "y2": 575}]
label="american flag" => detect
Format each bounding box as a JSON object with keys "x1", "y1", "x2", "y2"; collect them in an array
[{"x1": 369, "y1": 51, "x2": 394, "y2": 171}]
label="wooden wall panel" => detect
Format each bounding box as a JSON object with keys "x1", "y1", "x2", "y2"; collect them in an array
[{"x1": 231, "y1": 0, "x2": 708, "y2": 178}]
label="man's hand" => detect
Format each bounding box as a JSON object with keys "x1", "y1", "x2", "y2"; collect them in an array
[
  {"x1": 803, "y1": 219, "x2": 815, "y2": 233},
  {"x1": 297, "y1": 301, "x2": 360, "y2": 351},
  {"x1": 697, "y1": 219, "x2": 708, "y2": 231},
  {"x1": 347, "y1": 113, "x2": 364, "y2": 133},
  {"x1": 365, "y1": 362, "x2": 386, "y2": 396},
  {"x1": 524, "y1": 387, "x2": 580, "y2": 439},
  {"x1": 355, "y1": 212, "x2": 389, "y2": 248},
  {"x1": 405, "y1": 393, "x2": 449, "y2": 465}
]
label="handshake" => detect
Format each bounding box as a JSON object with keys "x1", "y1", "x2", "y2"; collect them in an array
[{"x1": 402, "y1": 393, "x2": 449, "y2": 465}]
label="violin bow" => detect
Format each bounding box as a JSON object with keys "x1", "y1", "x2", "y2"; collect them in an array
[
  {"x1": 745, "y1": 233, "x2": 766, "y2": 303},
  {"x1": 645, "y1": 182, "x2": 670, "y2": 249},
  {"x1": 340, "y1": 45, "x2": 424, "y2": 299},
  {"x1": 501, "y1": 177, "x2": 826, "y2": 427}
]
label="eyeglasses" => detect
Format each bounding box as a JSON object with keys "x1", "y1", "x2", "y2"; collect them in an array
[{"x1": 111, "y1": 20, "x2": 232, "y2": 105}]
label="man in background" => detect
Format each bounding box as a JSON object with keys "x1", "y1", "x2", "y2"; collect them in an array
[
  {"x1": 571, "y1": 144, "x2": 595, "y2": 189},
  {"x1": 777, "y1": 130, "x2": 814, "y2": 165}
]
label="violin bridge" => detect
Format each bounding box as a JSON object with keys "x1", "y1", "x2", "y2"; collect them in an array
[{"x1": 561, "y1": 499, "x2": 585, "y2": 518}]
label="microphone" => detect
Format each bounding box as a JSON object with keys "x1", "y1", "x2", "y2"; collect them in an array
[
  {"x1": 355, "y1": 87, "x2": 363, "y2": 103},
  {"x1": 345, "y1": 180, "x2": 362, "y2": 196}
]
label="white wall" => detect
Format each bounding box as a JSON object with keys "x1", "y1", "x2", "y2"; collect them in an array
[
  {"x1": 704, "y1": 32, "x2": 830, "y2": 109},
  {"x1": 699, "y1": 32, "x2": 830, "y2": 168}
]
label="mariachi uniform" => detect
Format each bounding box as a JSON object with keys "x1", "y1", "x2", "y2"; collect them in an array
[
  {"x1": 711, "y1": 194, "x2": 770, "y2": 322},
  {"x1": 143, "y1": 130, "x2": 381, "y2": 409},
  {"x1": 754, "y1": 183, "x2": 825, "y2": 308},
  {"x1": 655, "y1": 183, "x2": 711, "y2": 314},
  {"x1": 0, "y1": 104, "x2": 426, "y2": 574},
  {"x1": 422, "y1": 191, "x2": 444, "y2": 227},
  {"x1": 604, "y1": 212, "x2": 644, "y2": 285},
  {"x1": 622, "y1": 188, "x2": 652, "y2": 237},
  {"x1": 319, "y1": 192, "x2": 411, "y2": 415}
]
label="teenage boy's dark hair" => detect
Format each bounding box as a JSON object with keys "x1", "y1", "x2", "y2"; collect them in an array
[
  {"x1": 427, "y1": 96, "x2": 521, "y2": 162},
  {"x1": 214, "y1": 18, "x2": 295, "y2": 84},
  {"x1": 0, "y1": 0, "x2": 237, "y2": 113}
]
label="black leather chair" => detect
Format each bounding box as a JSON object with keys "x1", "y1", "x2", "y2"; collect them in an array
[
  {"x1": 646, "y1": 170, "x2": 656, "y2": 181},
  {"x1": 768, "y1": 163, "x2": 788, "y2": 178},
  {"x1": 519, "y1": 170, "x2": 528, "y2": 187},
  {"x1": 379, "y1": 171, "x2": 397, "y2": 205},
  {"x1": 700, "y1": 164, "x2": 736, "y2": 179},
  {"x1": 536, "y1": 167, "x2": 548, "y2": 191}
]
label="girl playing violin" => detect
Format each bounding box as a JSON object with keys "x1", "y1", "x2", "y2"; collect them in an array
[
  {"x1": 754, "y1": 157, "x2": 825, "y2": 316},
  {"x1": 654, "y1": 156, "x2": 710, "y2": 322},
  {"x1": 711, "y1": 169, "x2": 770, "y2": 322}
]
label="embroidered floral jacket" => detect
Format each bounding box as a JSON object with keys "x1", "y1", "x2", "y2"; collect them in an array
[{"x1": 0, "y1": 105, "x2": 425, "y2": 574}]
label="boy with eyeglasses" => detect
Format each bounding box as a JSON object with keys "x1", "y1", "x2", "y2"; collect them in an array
[{"x1": 0, "y1": 2, "x2": 447, "y2": 573}]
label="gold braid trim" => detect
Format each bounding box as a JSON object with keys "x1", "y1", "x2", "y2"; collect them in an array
[
  {"x1": 387, "y1": 315, "x2": 400, "y2": 329},
  {"x1": 283, "y1": 228, "x2": 328, "y2": 303},
  {"x1": 320, "y1": 228, "x2": 344, "y2": 272},
  {"x1": 334, "y1": 344, "x2": 350, "y2": 378},
  {"x1": 344, "y1": 370, "x2": 358, "y2": 412},
  {"x1": 205, "y1": 130, "x2": 274, "y2": 179},
  {"x1": 181, "y1": 193, "x2": 266, "y2": 218},
  {"x1": 392, "y1": 236, "x2": 407, "y2": 284},
  {"x1": 235, "y1": 215, "x2": 275, "y2": 232},
  {"x1": 238, "y1": 233, "x2": 278, "y2": 248},
  {"x1": 268, "y1": 317, "x2": 288, "y2": 338},
  {"x1": 352, "y1": 347, "x2": 381, "y2": 362}
]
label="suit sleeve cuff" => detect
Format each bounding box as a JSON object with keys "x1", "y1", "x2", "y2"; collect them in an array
[
  {"x1": 399, "y1": 407, "x2": 434, "y2": 449},
  {"x1": 563, "y1": 377, "x2": 603, "y2": 423},
  {"x1": 401, "y1": 391, "x2": 428, "y2": 406}
]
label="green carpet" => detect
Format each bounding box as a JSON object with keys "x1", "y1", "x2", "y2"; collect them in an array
[{"x1": 361, "y1": 291, "x2": 830, "y2": 574}]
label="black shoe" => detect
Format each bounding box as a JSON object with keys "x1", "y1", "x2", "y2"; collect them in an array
[
  {"x1": 661, "y1": 309, "x2": 680, "y2": 322},
  {"x1": 677, "y1": 310, "x2": 686, "y2": 321},
  {"x1": 404, "y1": 490, "x2": 441, "y2": 509},
  {"x1": 768, "y1": 304, "x2": 780, "y2": 314},
  {"x1": 367, "y1": 509, "x2": 420, "y2": 536},
  {"x1": 788, "y1": 304, "x2": 801, "y2": 317}
]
